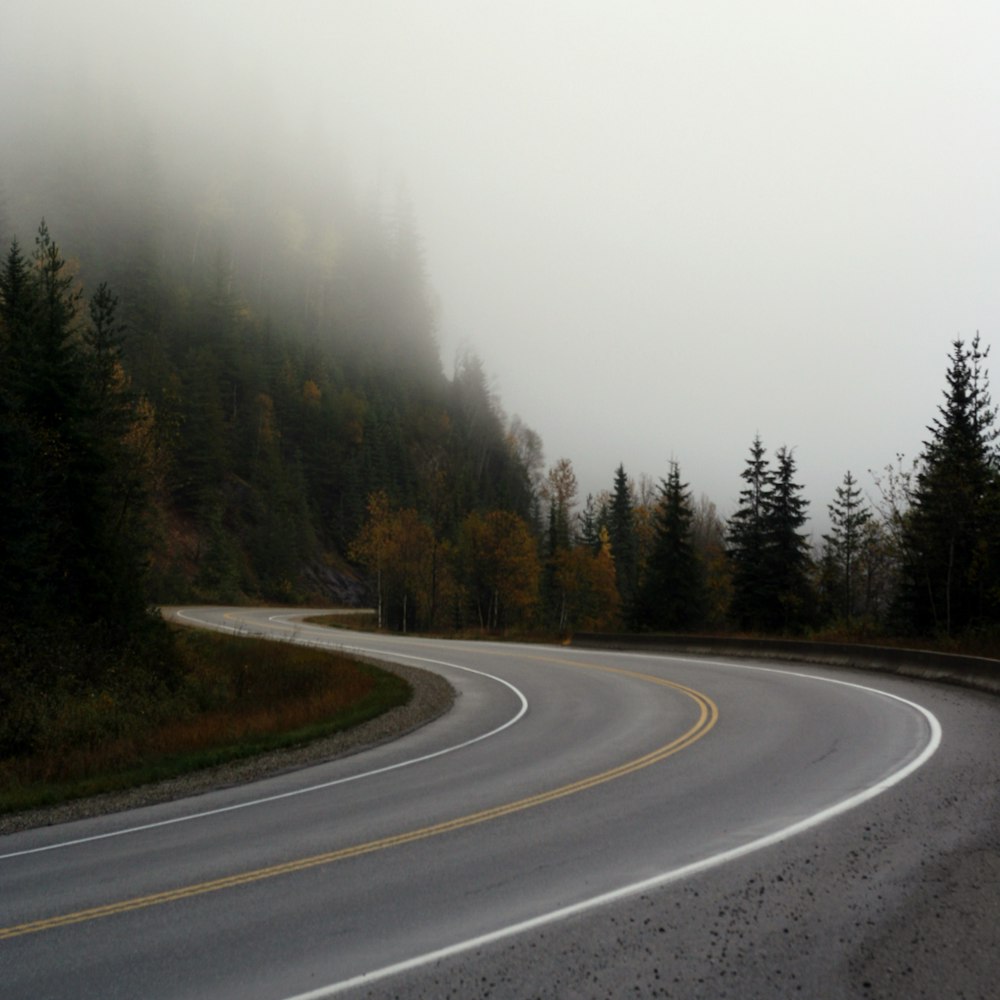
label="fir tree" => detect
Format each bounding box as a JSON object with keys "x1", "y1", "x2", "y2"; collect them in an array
[
  {"x1": 578, "y1": 493, "x2": 604, "y2": 552},
  {"x1": 766, "y1": 446, "x2": 813, "y2": 631},
  {"x1": 901, "y1": 335, "x2": 1000, "y2": 634},
  {"x1": 636, "y1": 462, "x2": 705, "y2": 631},
  {"x1": 822, "y1": 470, "x2": 871, "y2": 624},
  {"x1": 608, "y1": 464, "x2": 638, "y2": 621},
  {"x1": 727, "y1": 438, "x2": 813, "y2": 632},
  {"x1": 0, "y1": 224, "x2": 162, "y2": 669},
  {"x1": 727, "y1": 436, "x2": 773, "y2": 631}
]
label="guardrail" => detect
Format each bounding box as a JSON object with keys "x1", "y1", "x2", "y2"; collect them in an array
[{"x1": 571, "y1": 633, "x2": 1000, "y2": 696}]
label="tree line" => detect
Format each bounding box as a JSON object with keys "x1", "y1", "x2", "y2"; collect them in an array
[
  {"x1": 6, "y1": 84, "x2": 995, "y2": 768},
  {"x1": 2, "y1": 211, "x2": 998, "y2": 708},
  {"x1": 6, "y1": 70, "x2": 996, "y2": 651},
  {"x1": 0, "y1": 202, "x2": 539, "y2": 748},
  {"x1": 350, "y1": 337, "x2": 1000, "y2": 641}
]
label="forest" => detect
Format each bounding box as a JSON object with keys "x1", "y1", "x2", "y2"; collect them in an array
[{"x1": 2, "y1": 98, "x2": 1000, "y2": 765}]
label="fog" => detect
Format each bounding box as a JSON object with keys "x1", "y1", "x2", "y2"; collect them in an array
[{"x1": 4, "y1": 1, "x2": 1000, "y2": 531}]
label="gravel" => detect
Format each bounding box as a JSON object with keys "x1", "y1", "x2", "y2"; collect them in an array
[
  {"x1": 0, "y1": 660, "x2": 455, "y2": 837},
  {"x1": 381, "y1": 675, "x2": 1000, "y2": 1000}
]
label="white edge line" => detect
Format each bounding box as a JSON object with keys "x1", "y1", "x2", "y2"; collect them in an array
[
  {"x1": 279, "y1": 660, "x2": 943, "y2": 1000},
  {"x1": 0, "y1": 613, "x2": 528, "y2": 861}
]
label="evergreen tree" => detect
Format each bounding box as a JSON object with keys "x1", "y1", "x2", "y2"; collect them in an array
[
  {"x1": 0, "y1": 224, "x2": 161, "y2": 666},
  {"x1": 608, "y1": 464, "x2": 638, "y2": 621},
  {"x1": 727, "y1": 436, "x2": 773, "y2": 631},
  {"x1": 901, "y1": 335, "x2": 1000, "y2": 634},
  {"x1": 822, "y1": 470, "x2": 871, "y2": 624},
  {"x1": 727, "y1": 438, "x2": 813, "y2": 632},
  {"x1": 170, "y1": 346, "x2": 230, "y2": 516},
  {"x1": 578, "y1": 493, "x2": 604, "y2": 552},
  {"x1": 766, "y1": 446, "x2": 813, "y2": 631},
  {"x1": 636, "y1": 461, "x2": 705, "y2": 631},
  {"x1": 0, "y1": 238, "x2": 52, "y2": 622},
  {"x1": 1, "y1": 226, "x2": 87, "y2": 628}
]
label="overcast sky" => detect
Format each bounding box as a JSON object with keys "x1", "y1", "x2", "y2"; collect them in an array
[{"x1": 5, "y1": 1, "x2": 1000, "y2": 531}]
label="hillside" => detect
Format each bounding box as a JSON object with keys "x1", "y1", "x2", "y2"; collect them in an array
[{"x1": 1, "y1": 92, "x2": 537, "y2": 608}]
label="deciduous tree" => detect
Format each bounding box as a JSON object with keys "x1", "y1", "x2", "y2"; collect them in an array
[
  {"x1": 349, "y1": 490, "x2": 393, "y2": 628},
  {"x1": 458, "y1": 509, "x2": 540, "y2": 631},
  {"x1": 691, "y1": 494, "x2": 731, "y2": 629},
  {"x1": 551, "y1": 532, "x2": 621, "y2": 633}
]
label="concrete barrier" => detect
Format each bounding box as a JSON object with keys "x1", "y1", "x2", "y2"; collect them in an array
[{"x1": 571, "y1": 633, "x2": 1000, "y2": 696}]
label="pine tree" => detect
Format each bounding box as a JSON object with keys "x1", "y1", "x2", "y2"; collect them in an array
[
  {"x1": 0, "y1": 224, "x2": 160, "y2": 663},
  {"x1": 0, "y1": 227, "x2": 86, "y2": 627},
  {"x1": 727, "y1": 438, "x2": 813, "y2": 632},
  {"x1": 636, "y1": 462, "x2": 705, "y2": 631},
  {"x1": 727, "y1": 436, "x2": 773, "y2": 631},
  {"x1": 608, "y1": 464, "x2": 638, "y2": 621},
  {"x1": 766, "y1": 446, "x2": 813, "y2": 631},
  {"x1": 901, "y1": 335, "x2": 1000, "y2": 634},
  {"x1": 578, "y1": 493, "x2": 604, "y2": 552},
  {"x1": 0, "y1": 238, "x2": 52, "y2": 622},
  {"x1": 822, "y1": 470, "x2": 871, "y2": 624}
]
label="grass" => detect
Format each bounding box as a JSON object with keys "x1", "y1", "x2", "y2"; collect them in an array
[
  {"x1": 303, "y1": 611, "x2": 379, "y2": 632},
  {"x1": 0, "y1": 627, "x2": 411, "y2": 816},
  {"x1": 11, "y1": 612, "x2": 984, "y2": 818}
]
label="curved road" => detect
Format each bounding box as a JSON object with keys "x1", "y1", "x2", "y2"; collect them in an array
[{"x1": 1, "y1": 607, "x2": 997, "y2": 999}]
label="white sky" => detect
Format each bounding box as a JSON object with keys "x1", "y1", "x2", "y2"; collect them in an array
[{"x1": 6, "y1": 1, "x2": 1000, "y2": 531}]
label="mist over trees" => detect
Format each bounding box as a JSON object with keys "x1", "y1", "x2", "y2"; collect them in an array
[
  {"x1": 1, "y1": 76, "x2": 544, "y2": 596},
  {"x1": 2, "y1": 69, "x2": 999, "y2": 667}
]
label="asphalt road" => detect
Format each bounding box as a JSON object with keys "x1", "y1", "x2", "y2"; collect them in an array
[{"x1": 1, "y1": 608, "x2": 997, "y2": 999}]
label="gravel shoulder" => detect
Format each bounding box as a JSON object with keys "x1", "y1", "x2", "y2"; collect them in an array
[
  {"x1": 389, "y1": 671, "x2": 1000, "y2": 1000},
  {"x1": 0, "y1": 659, "x2": 455, "y2": 837}
]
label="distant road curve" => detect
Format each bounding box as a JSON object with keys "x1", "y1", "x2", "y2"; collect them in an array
[{"x1": 2, "y1": 607, "x2": 997, "y2": 999}]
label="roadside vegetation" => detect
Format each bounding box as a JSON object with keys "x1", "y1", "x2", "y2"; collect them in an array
[
  {"x1": 305, "y1": 611, "x2": 379, "y2": 632},
  {"x1": 3, "y1": 149, "x2": 1000, "y2": 819},
  {"x1": 0, "y1": 627, "x2": 410, "y2": 816}
]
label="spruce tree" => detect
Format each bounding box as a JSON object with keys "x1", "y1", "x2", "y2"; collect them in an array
[
  {"x1": 608, "y1": 464, "x2": 638, "y2": 622},
  {"x1": 728, "y1": 438, "x2": 813, "y2": 632},
  {"x1": 0, "y1": 238, "x2": 52, "y2": 623},
  {"x1": 766, "y1": 446, "x2": 813, "y2": 631},
  {"x1": 901, "y1": 335, "x2": 999, "y2": 634},
  {"x1": 822, "y1": 470, "x2": 871, "y2": 624},
  {"x1": 0, "y1": 227, "x2": 85, "y2": 628},
  {"x1": 0, "y1": 225, "x2": 157, "y2": 652},
  {"x1": 578, "y1": 493, "x2": 604, "y2": 552},
  {"x1": 727, "y1": 436, "x2": 773, "y2": 631},
  {"x1": 636, "y1": 461, "x2": 705, "y2": 631}
]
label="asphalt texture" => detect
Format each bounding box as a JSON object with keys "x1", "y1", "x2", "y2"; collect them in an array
[
  {"x1": 1, "y1": 609, "x2": 996, "y2": 1000},
  {"x1": 380, "y1": 679, "x2": 1000, "y2": 1000}
]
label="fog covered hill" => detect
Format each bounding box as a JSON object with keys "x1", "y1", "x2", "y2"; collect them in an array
[{"x1": 0, "y1": 82, "x2": 537, "y2": 606}]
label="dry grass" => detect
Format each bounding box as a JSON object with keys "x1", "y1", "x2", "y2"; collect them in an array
[
  {"x1": 303, "y1": 611, "x2": 378, "y2": 632},
  {"x1": 0, "y1": 628, "x2": 410, "y2": 813}
]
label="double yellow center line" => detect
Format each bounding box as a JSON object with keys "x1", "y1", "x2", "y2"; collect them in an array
[{"x1": 1, "y1": 655, "x2": 717, "y2": 940}]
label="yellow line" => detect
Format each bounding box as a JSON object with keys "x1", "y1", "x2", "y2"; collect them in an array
[{"x1": 1, "y1": 644, "x2": 717, "y2": 941}]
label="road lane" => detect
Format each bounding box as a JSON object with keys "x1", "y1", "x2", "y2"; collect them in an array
[{"x1": 0, "y1": 608, "x2": 948, "y2": 999}]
